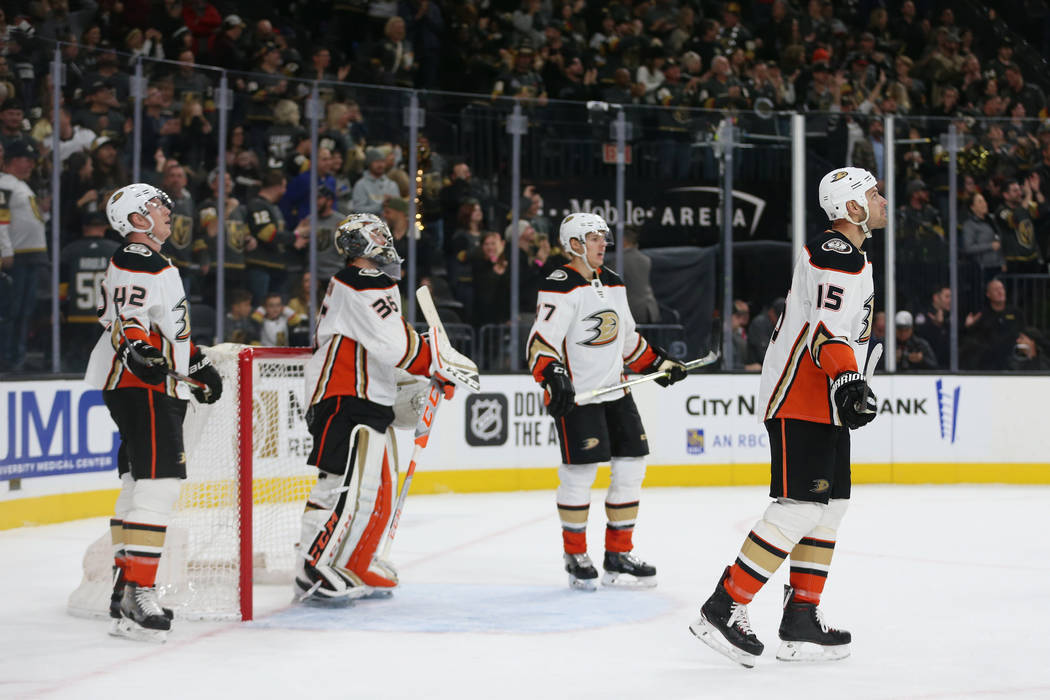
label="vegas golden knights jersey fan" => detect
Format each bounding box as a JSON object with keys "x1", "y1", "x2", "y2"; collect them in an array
[
  {"x1": 690, "y1": 167, "x2": 884, "y2": 667},
  {"x1": 526, "y1": 212, "x2": 687, "y2": 591},
  {"x1": 295, "y1": 213, "x2": 457, "y2": 605},
  {"x1": 84, "y1": 184, "x2": 223, "y2": 642}
]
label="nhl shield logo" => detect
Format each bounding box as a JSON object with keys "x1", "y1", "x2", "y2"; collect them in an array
[{"x1": 465, "y1": 394, "x2": 508, "y2": 446}]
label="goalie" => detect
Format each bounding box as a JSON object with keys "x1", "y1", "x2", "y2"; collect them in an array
[{"x1": 296, "y1": 213, "x2": 466, "y2": 605}]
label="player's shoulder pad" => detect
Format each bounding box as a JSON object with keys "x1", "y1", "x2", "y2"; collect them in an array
[
  {"x1": 539, "y1": 265, "x2": 587, "y2": 293},
  {"x1": 598, "y1": 266, "x2": 624, "y2": 287},
  {"x1": 333, "y1": 265, "x2": 396, "y2": 291},
  {"x1": 805, "y1": 230, "x2": 865, "y2": 274},
  {"x1": 112, "y1": 243, "x2": 170, "y2": 273}
]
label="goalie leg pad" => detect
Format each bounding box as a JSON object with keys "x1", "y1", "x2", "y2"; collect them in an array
[
  {"x1": 557, "y1": 462, "x2": 598, "y2": 554},
  {"x1": 121, "y1": 478, "x2": 181, "y2": 587},
  {"x1": 333, "y1": 426, "x2": 399, "y2": 589}
]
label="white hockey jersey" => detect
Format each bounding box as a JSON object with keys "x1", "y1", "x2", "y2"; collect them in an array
[
  {"x1": 306, "y1": 265, "x2": 430, "y2": 407},
  {"x1": 84, "y1": 242, "x2": 193, "y2": 399},
  {"x1": 527, "y1": 265, "x2": 659, "y2": 406},
  {"x1": 757, "y1": 230, "x2": 875, "y2": 425}
]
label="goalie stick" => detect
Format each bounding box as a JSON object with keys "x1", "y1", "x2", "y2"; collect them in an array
[
  {"x1": 586, "y1": 350, "x2": 720, "y2": 399},
  {"x1": 112, "y1": 311, "x2": 211, "y2": 397},
  {"x1": 417, "y1": 285, "x2": 481, "y2": 393}
]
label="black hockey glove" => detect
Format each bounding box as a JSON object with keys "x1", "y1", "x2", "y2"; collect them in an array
[
  {"x1": 541, "y1": 362, "x2": 575, "y2": 418},
  {"x1": 831, "y1": 371, "x2": 877, "y2": 430},
  {"x1": 119, "y1": 338, "x2": 169, "y2": 386},
  {"x1": 188, "y1": 349, "x2": 223, "y2": 404},
  {"x1": 647, "y1": 347, "x2": 688, "y2": 388}
]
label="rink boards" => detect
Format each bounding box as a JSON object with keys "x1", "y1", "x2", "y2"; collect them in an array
[{"x1": 2, "y1": 373, "x2": 1049, "y2": 528}]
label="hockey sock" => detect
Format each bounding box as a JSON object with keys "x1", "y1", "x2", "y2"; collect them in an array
[
  {"x1": 122, "y1": 521, "x2": 166, "y2": 587},
  {"x1": 110, "y1": 517, "x2": 127, "y2": 576},
  {"x1": 604, "y1": 501, "x2": 638, "y2": 552},
  {"x1": 559, "y1": 504, "x2": 589, "y2": 554},
  {"x1": 788, "y1": 537, "x2": 836, "y2": 604}
]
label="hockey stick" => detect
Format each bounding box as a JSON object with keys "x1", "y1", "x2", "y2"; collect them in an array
[
  {"x1": 112, "y1": 312, "x2": 210, "y2": 397},
  {"x1": 382, "y1": 376, "x2": 447, "y2": 555},
  {"x1": 858, "y1": 342, "x2": 882, "y2": 414},
  {"x1": 417, "y1": 285, "x2": 481, "y2": 392},
  {"x1": 586, "y1": 350, "x2": 721, "y2": 399}
]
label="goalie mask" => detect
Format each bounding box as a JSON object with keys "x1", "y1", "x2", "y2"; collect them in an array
[
  {"x1": 106, "y1": 183, "x2": 174, "y2": 244},
  {"x1": 334, "y1": 213, "x2": 404, "y2": 279},
  {"x1": 818, "y1": 167, "x2": 878, "y2": 238}
]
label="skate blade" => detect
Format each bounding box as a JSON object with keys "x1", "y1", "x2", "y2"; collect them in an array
[
  {"x1": 361, "y1": 587, "x2": 395, "y2": 600},
  {"x1": 776, "y1": 640, "x2": 850, "y2": 662},
  {"x1": 108, "y1": 617, "x2": 168, "y2": 643},
  {"x1": 601, "y1": 571, "x2": 657, "y2": 589},
  {"x1": 568, "y1": 574, "x2": 598, "y2": 592},
  {"x1": 688, "y1": 617, "x2": 758, "y2": 669}
]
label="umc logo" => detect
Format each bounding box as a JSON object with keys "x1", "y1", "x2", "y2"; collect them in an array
[
  {"x1": 465, "y1": 394, "x2": 508, "y2": 447},
  {"x1": 935, "y1": 379, "x2": 961, "y2": 444}
]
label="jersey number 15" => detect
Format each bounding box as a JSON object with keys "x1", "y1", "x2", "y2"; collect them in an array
[{"x1": 816, "y1": 283, "x2": 845, "y2": 311}]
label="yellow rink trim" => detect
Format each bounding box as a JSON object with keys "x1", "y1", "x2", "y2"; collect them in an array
[{"x1": 3, "y1": 462, "x2": 1048, "y2": 530}]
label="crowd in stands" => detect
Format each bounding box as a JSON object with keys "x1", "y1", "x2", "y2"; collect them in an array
[{"x1": 0, "y1": 0, "x2": 1048, "y2": 373}]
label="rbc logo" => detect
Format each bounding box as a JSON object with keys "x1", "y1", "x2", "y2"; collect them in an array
[{"x1": 686, "y1": 428, "x2": 705, "y2": 455}]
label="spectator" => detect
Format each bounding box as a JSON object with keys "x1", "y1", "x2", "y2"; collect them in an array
[
  {"x1": 381, "y1": 196, "x2": 413, "y2": 281},
  {"x1": 0, "y1": 99, "x2": 28, "y2": 152},
  {"x1": 894, "y1": 310, "x2": 938, "y2": 371},
  {"x1": 471, "y1": 230, "x2": 511, "y2": 328},
  {"x1": 282, "y1": 148, "x2": 337, "y2": 226},
  {"x1": 373, "y1": 16, "x2": 415, "y2": 88},
  {"x1": 225, "y1": 288, "x2": 261, "y2": 345},
  {"x1": 449, "y1": 199, "x2": 484, "y2": 311},
  {"x1": 351, "y1": 147, "x2": 400, "y2": 216},
  {"x1": 961, "y1": 192, "x2": 1007, "y2": 284},
  {"x1": 59, "y1": 211, "x2": 119, "y2": 372},
  {"x1": 251, "y1": 292, "x2": 304, "y2": 346},
  {"x1": 56, "y1": 105, "x2": 96, "y2": 164},
  {"x1": 159, "y1": 162, "x2": 204, "y2": 298},
  {"x1": 897, "y1": 179, "x2": 947, "y2": 308},
  {"x1": 198, "y1": 168, "x2": 252, "y2": 299},
  {"x1": 747, "y1": 297, "x2": 785, "y2": 366},
  {"x1": 182, "y1": 0, "x2": 223, "y2": 56},
  {"x1": 299, "y1": 185, "x2": 346, "y2": 285},
  {"x1": 491, "y1": 45, "x2": 548, "y2": 106},
  {"x1": 74, "y1": 81, "x2": 125, "y2": 141},
  {"x1": 997, "y1": 176, "x2": 1044, "y2": 273},
  {"x1": 962, "y1": 278, "x2": 1024, "y2": 370},
  {"x1": 867, "y1": 310, "x2": 887, "y2": 370},
  {"x1": 1000, "y1": 64, "x2": 1047, "y2": 120},
  {"x1": 1008, "y1": 327, "x2": 1050, "y2": 371},
  {"x1": 0, "y1": 140, "x2": 46, "y2": 372},
  {"x1": 208, "y1": 14, "x2": 247, "y2": 70},
  {"x1": 168, "y1": 96, "x2": 213, "y2": 171},
  {"x1": 245, "y1": 170, "x2": 292, "y2": 306},
  {"x1": 729, "y1": 299, "x2": 762, "y2": 371},
  {"x1": 914, "y1": 285, "x2": 953, "y2": 369},
  {"x1": 60, "y1": 151, "x2": 101, "y2": 240},
  {"x1": 621, "y1": 226, "x2": 659, "y2": 324}
]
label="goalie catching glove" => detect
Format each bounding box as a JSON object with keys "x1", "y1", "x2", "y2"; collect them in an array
[
  {"x1": 831, "y1": 371, "x2": 877, "y2": 429},
  {"x1": 118, "y1": 338, "x2": 169, "y2": 385},
  {"x1": 541, "y1": 362, "x2": 575, "y2": 418},
  {"x1": 188, "y1": 349, "x2": 223, "y2": 404},
  {"x1": 647, "y1": 347, "x2": 688, "y2": 387}
]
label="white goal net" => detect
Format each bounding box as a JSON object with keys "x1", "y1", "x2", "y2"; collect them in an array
[{"x1": 68, "y1": 344, "x2": 315, "y2": 620}]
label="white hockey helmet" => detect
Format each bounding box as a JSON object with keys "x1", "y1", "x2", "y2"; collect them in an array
[
  {"x1": 558, "y1": 212, "x2": 612, "y2": 257},
  {"x1": 334, "y1": 212, "x2": 404, "y2": 279},
  {"x1": 106, "y1": 183, "x2": 174, "y2": 238},
  {"x1": 818, "y1": 167, "x2": 877, "y2": 223}
]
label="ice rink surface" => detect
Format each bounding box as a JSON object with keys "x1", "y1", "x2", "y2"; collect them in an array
[{"x1": 2, "y1": 484, "x2": 1049, "y2": 699}]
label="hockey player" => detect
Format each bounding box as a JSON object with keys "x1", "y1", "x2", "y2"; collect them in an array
[
  {"x1": 295, "y1": 212, "x2": 459, "y2": 605},
  {"x1": 689, "y1": 168, "x2": 884, "y2": 667},
  {"x1": 85, "y1": 183, "x2": 223, "y2": 641},
  {"x1": 526, "y1": 212, "x2": 688, "y2": 591}
]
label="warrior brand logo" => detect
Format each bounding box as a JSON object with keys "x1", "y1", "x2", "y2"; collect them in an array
[
  {"x1": 810, "y1": 479, "x2": 830, "y2": 494},
  {"x1": 465, "y1": 394, "x2": 508, "y2": 447},
  {"x1": 580, "y1": 437, "x2": 600, "y2": 451},
  {"x1": 686, "y1": 429, "x2": 705, "y2": 455},
  {"x1": 579, "y1": 310, "x2": 619, "y2": 347},
  {"x1": 935, "y1": 379, "x2": 961, "y2": 444},
  {"x1": 822, "y1": 238, "x2": 852, "y2": 254}
]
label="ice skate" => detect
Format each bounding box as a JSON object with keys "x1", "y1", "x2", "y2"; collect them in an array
[
  {"x1": 564, "y1": 552, "x2": 599, "y2": 591},
  {"x1": 109, "y1": 583, "x2": 171, "y2": 643},
  {"x1": 110, "y1": 567, "x2": 172, "y2": 620},
  {"x1": 689, "y1": 567, "x2": 764, "y2": 668},
  {"x1": 776, "y1": 585, "x2": 851, "y2": 662},
  {"x1": 293, "y1": 560, "x2": 372, "y2": 607},
  {"x1": 601, "y1": 551, "x2": 657, "y2": 588}
]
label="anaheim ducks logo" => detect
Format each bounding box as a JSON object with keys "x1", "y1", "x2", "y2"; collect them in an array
[
  {"x1": 580, "y1": 437, "x2": 600, "y2": 450},
  {"x1": 579, "y1": 310, "x2": 619, "y2": 347},
  {"x1": 831, "y1": 171, "x2": 848, "y2": 182},
  {"x1": 811, "y1": 479, "x2": 830, "y2": 494}
]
